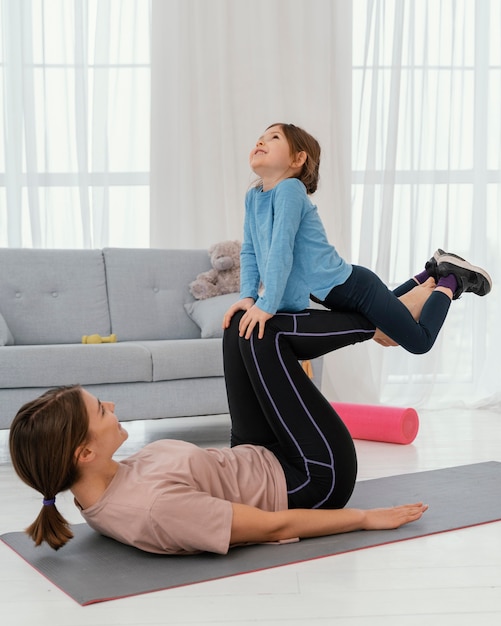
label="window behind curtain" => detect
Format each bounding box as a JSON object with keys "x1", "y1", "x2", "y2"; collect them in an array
[
  {"x1": 0, "y1": 0, "x2": 151, "y2": 249},
  {"x1": 351, "y1": 0, "x2": 500, "y2": 405}
]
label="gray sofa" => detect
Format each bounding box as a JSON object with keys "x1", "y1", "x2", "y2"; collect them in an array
[{"x1": 0, "y1": 247, "x2": 244, "y2": 429}]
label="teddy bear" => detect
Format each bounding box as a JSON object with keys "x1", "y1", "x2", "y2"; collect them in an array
[{"x1": 189, "y1": 240, "x2": 241, "y2": 300}]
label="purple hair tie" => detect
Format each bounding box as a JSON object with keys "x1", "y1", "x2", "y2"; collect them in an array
[{"x1": 43, "y1": 497, "x2": 56, "y2": 506}]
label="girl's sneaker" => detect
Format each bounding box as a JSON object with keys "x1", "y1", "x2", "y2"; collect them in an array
[
  {"x1": 424, "y1": 249, "x2": 443, "y2": 281},
  {"x1": 436, "y1": 251, "x2": 492, "y2": 299}
]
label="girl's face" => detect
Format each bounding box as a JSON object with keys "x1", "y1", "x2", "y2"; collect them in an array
[{"x1": 249, "y1": 125, "x2": 296, "y2": 181}]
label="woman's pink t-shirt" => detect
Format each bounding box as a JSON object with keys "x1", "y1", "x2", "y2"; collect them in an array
[{"x1": 78, "y1": 439, "x2": 288, "y2": 555}]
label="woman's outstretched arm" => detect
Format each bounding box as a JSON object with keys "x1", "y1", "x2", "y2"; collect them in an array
[{"x1": 230, "y1": 502, "x2": 428, "y2": 546}]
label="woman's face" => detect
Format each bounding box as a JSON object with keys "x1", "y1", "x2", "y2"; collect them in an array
[{"x1": 81, "y1": 390, "x2": 128, "y2": 457}]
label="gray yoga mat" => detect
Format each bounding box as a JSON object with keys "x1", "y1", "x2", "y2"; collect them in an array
[{"x1": 2, "y1": 461, "x2": 501, "y2": 605}]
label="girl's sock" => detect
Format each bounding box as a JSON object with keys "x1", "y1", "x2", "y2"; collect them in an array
[
  {"x1": 437, "y1": 273, "x2": 458, "y2": 294},
  {"x1": 413, "y1": 269, "x2": 430, "y2": 284}
]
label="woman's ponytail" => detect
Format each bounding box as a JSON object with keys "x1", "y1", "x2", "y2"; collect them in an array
[
  {"x1": 9, "y1": 385, "x2": 89, "y2": 550},
  {"x1": 25, "y1": 498, "x2": 74, "y2": 550}
]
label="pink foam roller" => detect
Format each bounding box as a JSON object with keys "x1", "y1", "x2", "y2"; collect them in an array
[{"x1": 331, "y1": 402, "x2": 419, "y2": 445}]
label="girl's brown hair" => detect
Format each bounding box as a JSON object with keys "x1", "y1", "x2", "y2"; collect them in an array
[
  {"x1": 267, "y1": 123, "x2": 321, "y2": 194},
  {"x1": 9, "y1": 385, "x2": 89, "y2": 550}
]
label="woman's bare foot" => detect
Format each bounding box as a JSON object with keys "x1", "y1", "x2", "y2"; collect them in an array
[
  {"x1": 373, "y1": 277, "x2": 436, "y2": 347},
  {"x1": 400, "y1": 277, "x2": 436, "y2": 320}
]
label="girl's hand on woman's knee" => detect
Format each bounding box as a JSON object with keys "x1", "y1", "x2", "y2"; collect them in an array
[
  {"x1": 222, "y1": 298, "x2": 255, "y2": 329},
  {"x1": 238, "y1": 305, "x2": 274, "y2": 339}
]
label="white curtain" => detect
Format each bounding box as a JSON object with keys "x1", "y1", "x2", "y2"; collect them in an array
[
  {"x1": 149, "y1": 0, "x2": 382, "y2": 405},
  {"x1": 150, "y1": 0, "x2": 353, "y2": 256},
  {"x1": 351, "y1": 0, "x2": 501, "y2": 409},
  {"x1": 150, "y1": 0, "x2": 500, "y2": 409},
  {"x1": 0, "y1": 0, "x2": 150, "y2": 249}
]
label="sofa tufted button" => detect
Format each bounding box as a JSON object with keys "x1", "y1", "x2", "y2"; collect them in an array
[
  {"x1": 153, "y1": 287, "x2": 159, "y2": 293},
  {"x1": 15, "y1": 292, "x2": 21, "y2": 298},
  {"x1": 51, "y1": 291, "x2": 58, "y2": 298}
]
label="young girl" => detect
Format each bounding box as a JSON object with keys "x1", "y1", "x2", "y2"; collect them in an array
[
  {"x1": 9, "y1": 308, "x2": 427, "y2": 555},
  {"x1": 223, "y1": 123, "x2": 492, "y2": 353}
]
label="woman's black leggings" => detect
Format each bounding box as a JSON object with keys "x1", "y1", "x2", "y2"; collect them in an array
[
  {"x1": 323, "y1": 265, "x2": 452, "y2": 354},
  {"x1": 223, "y1": 309, "x2": 375, "y2": 511}
]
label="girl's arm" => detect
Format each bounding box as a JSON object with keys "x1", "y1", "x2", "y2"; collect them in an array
[
  {"x1": 239, "y1": 193, "x2": 261, "y2": 302},
  {"x1": 230, "y1": 502, "x2": 428, "y2": 546}
]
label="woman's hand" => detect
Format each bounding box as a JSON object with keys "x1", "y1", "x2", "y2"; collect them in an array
[
  {"x1": 373, "y1": 328, "x2": 399, "y2": 347},
  {"x1": 229, "y1": 502, "x2": 428, "y2": 546},
  {"x1": 222, "y1": 297, "x2": 255, "y2": 329},
  {"x1": 373, "y1": 279, "x2": 437, "y2": 348},
  {"x1": 362, "y1": 503, "x2": 429, "y2": 530},
  {"x1": 238, "y1": 304, "x2": 273, "y2": 339}
]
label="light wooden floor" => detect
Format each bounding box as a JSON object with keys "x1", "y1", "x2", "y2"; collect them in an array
[{"x1": 1, "y1": 407, "x2": 500, "y2": 625}]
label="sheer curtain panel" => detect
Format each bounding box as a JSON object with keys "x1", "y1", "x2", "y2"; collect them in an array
[
  {"x1": 0, "y1": 0, "x2": 151, "y2": 249},
  {"x1": 149, "y1": 0, "x2": 380, "y2": 404},
  {"x1": 352, "y1": 0, "x2": 501, "y2": 408},
  {"x1": 150, "y1": 0, "x2": 353, "y2": 253}
]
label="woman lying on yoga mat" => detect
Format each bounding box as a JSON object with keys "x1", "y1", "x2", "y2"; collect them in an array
[{"x1": 9, "y1": 306, "x2": 428, "y2": 555}]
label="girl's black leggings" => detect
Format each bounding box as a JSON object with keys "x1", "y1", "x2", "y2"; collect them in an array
[
  {"x1": 322, "y1": 265, "x2": 451, "y2": 354},
  {"x1": 222, "y1": 309, "x2": 375, "y2": 510}
]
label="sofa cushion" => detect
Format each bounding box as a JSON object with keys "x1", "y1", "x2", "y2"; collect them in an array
[
  {"x1": 0, "y1": 343, "x2": 153, "y2": 388},
  {"x1": 0, "y1": 249, "x2": 111, "y2": 345},
  {"x1": 138, "y1": 339, "x2": 224, "y2": 381},
  {"x1": 184, "y1": 293, "x2": 239, "y2": 339},
  {"x1": 0, "y1": 312, "x2": 14, "y2": 346},
  {"x1": 103, "y1": 248, "x2": 212, "y2": 341}
]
